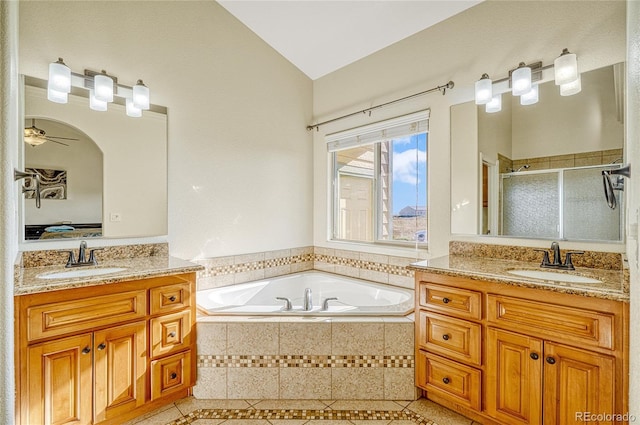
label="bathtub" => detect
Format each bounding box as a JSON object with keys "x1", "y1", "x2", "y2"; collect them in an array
[{"x1": 197, "y1": 270, "x2": 414, "y2": 316}]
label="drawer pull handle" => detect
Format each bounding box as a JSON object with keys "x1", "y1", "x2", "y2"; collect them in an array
[
  {"x1": 442, "y1": 297, "x2": 450, "y2": 304},
  {"x1": 168, "y1": 295, "x2": 177, "y2": 302},
  {"x1": 442, "y1": 334, "x2": 450, "y2": 341},
  {"x1": 168, "y1": 332, "x2": 176, "y2": 338},
  {"x1": 170, "y1": 372, "x2": 178, "y2": 380},
  {"x1": 530, "y1": 352, "x2": 539, "y2": 360},
  {"x1": 97, "y1": 343, "x2": 106, "y2": 351},
  {"x1": 81, "y1": 346, "x2": 91, "y2": 355},
  {"x1": 546, "y1": 356, "x2": 556, "y2": 365},
  {"x1": 442, "y1": 377, "x2": 450, "y2": 384}
]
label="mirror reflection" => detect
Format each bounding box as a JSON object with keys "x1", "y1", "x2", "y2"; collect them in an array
[
  {"x1": 23, "y1": 118, "x2": 103, "y2": 240},
  {"x1": 22, "y1": 76, "x2": 169, "y2": 243},
  {"x1": 451, "y1": 63, "x2": 625, "y2": 242}
]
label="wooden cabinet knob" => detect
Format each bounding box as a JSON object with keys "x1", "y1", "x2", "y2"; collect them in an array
[
  {"x1": 81, "y1": 346, "x2": 91, "y2": 354},
  {"x1": 97, "y1": 343, "x2": 106, "y2": 351},
  {"x1": 442, "y1": 334, "x2": 450, "y2": 341},
  {"x1": 168, "y1": 295, "x2": 177, "y2": 302},
  {"x1": 530, "y1": 352, "x2": 539, "y2": 360},
  {"x1": 442, "y1": 297, "x2": 450, "y2": 304},
  {"x1": 168, "y1": 332, "x2": 176, "y2": 338},
  {"x1": 442, "y1": 377, "x2": 450, "y2": 384},
  {"x1": 546, "y1": 356, "x2": 556, "y2": 364},
  {"x1": 170, "y1": 372, "x2": 178, "y2": 380}
]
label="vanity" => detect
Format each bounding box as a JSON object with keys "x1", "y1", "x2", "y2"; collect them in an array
[
  {"x1": 412, "y1": 243, "x2": 629, "y2": 425},
  {"x1": 13, "y1": 244, "x2": 203, "y2": 425}
]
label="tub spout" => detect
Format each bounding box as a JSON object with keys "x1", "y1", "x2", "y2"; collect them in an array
[
  {"x1": 276, "y1": 297, "x2": 292, "y2": 311},
  {"x1": 303, "y1": 288, "x2": 313, "y2": 311}
]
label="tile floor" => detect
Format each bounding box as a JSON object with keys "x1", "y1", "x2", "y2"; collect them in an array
[{"x1": 123, "y1": 398, "x2": 481, "y2": 425}]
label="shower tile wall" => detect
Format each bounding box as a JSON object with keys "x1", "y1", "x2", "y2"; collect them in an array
[
  {"x1": 194, "y1": 246, "x2": 423, "y2": 290},
  {"x1": 194, "y1": 318, "x2": 417, "y2": 400},
  {"x1": 509, "y1": 148, "x2": 623, "y2": 172}
]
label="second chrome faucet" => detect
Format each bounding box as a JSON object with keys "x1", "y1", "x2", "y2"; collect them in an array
[{"x1": 64, "y1": 240, "x2": 102, "y2": 268}]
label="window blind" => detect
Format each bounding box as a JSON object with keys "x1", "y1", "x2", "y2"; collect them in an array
[{"x1": 326, "y1": 109, "x2": 430, "y2": 153}]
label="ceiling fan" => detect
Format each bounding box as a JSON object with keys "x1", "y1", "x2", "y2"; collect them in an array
[{"x1": 24, "y1": 119, "x2": 78, "y2": 147}]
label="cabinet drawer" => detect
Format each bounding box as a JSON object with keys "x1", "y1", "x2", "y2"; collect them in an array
[
  {"x1": 27, "y1": 290, "x2": 146, "y2": 341},
  {"x1": 150, "y1": 283, "x2": 191, "y2": 315},
  {"x1": 418, "y1": 311, "x2": 481, "y2": 366},
  {"x1": 419, "y1": 282, "x2": 482, "y2": 320},
  {"x1": 150, "y1": 310, "x2": 192, "y2": 358},
  {"x1": 151, "y1": 351, "x2": 192, "y2": 400},
  {"x1": 487, "y1": 294, "x2": 615, "y2": 350},
  {"x1": 417, "y1": 350, "x2": 481, "y2": 412}
]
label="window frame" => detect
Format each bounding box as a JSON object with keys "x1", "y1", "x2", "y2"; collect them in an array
[{"x1": 328, "y1": 111, "x2": 429, "y2": 247}]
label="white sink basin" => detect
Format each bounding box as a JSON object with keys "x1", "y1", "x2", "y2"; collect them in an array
[
  {"x1": 507, "y1": 269, "x2": 601, "y2": 284},
  {"x1": 37, "y1": 267, "x2": 127, "y2": 280}
]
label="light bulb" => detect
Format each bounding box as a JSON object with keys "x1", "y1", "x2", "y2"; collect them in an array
[
  {"x1": 554, "y1": 48, "x2": 579, "y2": 86},
  {"x1": 47, "y1": 87, "x2": 68, "y2": 104},
  {"x1": 520, "y1": 84, "x2": 539, "y2": 105},
  {"x1": 512, "y1": 63, "x2": 532, "y2": 96},
  {"x1": 48, "y1": 58, "x2": 71, "y2": 94},
  {"x1": 94, "y1": 72, "x2": 114, "y2": 103},
  {"x1": 485, "y1": 94, "x2": 502, "y2": 113},
  {"x1": 89, "y1": 89, "x2": 107, "y2": 111},
  {"x1": 126, "y1": 98, "x2": 142, "y2": 117},
  {"x1": 560, "y1": 75, "x2": 582, "y2": 96},
  {"x1": 133, "y1": 80, "x2": 150, "y2": 110},
  {"x1": 475, "y1": 74, "x2": 492, "y2": 105}
]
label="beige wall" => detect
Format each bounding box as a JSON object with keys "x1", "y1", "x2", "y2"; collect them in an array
[
  {"x1": 312, "y1": 0, "x2": 626, "y2": 258},
  {"x1": 18, "y1": 1, "x2": 314, "y2": 258}
]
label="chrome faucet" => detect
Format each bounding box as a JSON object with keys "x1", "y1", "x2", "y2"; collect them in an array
[
  {"x1": 276, "y1": 297, "x2": 292, "y2": 311},
  {"x1": 303, "y1": 288, "x2": 313, "y2": 311},
  {"x1": 64, "y1": 240, "x2": 102, "y2": 268},
  {"x1": 321, "y1": 297, "x2": 338, "y2": 311},
  {"x1": 534, "y1": 242, "x2": 583, "y2": 271}
]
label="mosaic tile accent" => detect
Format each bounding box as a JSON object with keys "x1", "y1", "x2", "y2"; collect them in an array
[
  {"x1": 168, "y1": 408, "x2": 437, "y2": 425},
  {"x1": 449, "y1": 241, "x2": 623, "y2": 270},
  {"x1": 198, "y1": 354, "x2": 414, "y2": 369},
  {"x1": 314, "y1": 254, "x2": 415, "y2": 278},
  {"x1": 195, "y1": 248, "x2": 314, "y2": 279}
]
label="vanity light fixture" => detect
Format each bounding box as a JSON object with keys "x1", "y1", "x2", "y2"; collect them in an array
[
  {"x1": 45, "y1": 58, "x2": 151, "y2": 117},
  {"x1": 474, "y1": 48, "x2": 581, "y2": 113},
  {"x1": 485, "y1": 94, "x2": 502, "y2": 113}
]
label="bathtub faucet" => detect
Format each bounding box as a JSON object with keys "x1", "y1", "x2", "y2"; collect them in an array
[
  {"x1": 276, "y1": 297, "x2": 292, "y2": 311},
  {"x1": 303, "y1": 288, "x2": 313, "y2": 311},
  {"x1": 321, "y1": 297, "x2": 338, "y2": 311}
]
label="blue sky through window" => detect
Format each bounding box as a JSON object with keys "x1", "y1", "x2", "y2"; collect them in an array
[{"x1": 391, "y1": 133, "x2": 427, "y2": 215}]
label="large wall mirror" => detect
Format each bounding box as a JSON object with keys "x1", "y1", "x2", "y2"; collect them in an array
[
  {"x1": 451, "y1": 62, "x2": 625, "y2": 242},
  {"x1": 21, "y1": 76, "x2": 168, "y2": 242}
]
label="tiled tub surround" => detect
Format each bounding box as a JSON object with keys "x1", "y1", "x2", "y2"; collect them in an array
[
  {"x1": 194, "y1": 316, "x2": 417, "y2": 401},
  {"x1": 194, "y1": 246, "x2": 423, "y2": 291}
]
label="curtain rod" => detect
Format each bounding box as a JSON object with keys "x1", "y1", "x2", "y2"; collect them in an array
[{"x1": 306, "y1": 80, "x2": 454, "y2": 131}]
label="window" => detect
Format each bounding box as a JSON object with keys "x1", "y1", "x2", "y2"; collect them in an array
[{"x1": 328, "y1": 111, "x2": 428, "y2": 245}]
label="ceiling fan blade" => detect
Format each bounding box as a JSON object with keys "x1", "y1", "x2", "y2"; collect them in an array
[
  {"x1": 45, "y1": 138, "x2": 70, "y2": 146},
  {"x1": 47, "y1": 136, "x2": 79, "y2": 141}
]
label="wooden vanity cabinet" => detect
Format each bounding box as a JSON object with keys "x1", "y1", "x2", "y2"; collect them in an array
[
  {"x1": 15, "y1": 273, "x2": 197, "y2": 425},
  {"x1": 415, "y1": 271, "x2": 628, "y2": 425}
]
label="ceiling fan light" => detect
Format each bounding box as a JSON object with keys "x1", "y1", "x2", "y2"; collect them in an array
[
  {"x1": 512, "y1": 63, "x2": 532, "y2": 96},
  {"x1": 48, "y1": 58, "x2": 71, "y2": 94},
  {"x1": 520, "y1": 84, "x2": 539, "y2": 105},
  {"x1": 554, "y1": 48, "x2": 578, "y2": 86},
  {"x1": 485, "y1": 94, "x2": 502, "y2": 113},
  {"x1": 560, "y1": 75, "x2": 582, "y2": 96},
  {"x1": 89, "y1": 89, "x2": 108, "y2": 111},
  {"x1": 132, "y1": 80, "x2": 150, "y2": 110},
  {"x1": 47, "y1": 87, "x2": 68, "y2": 104},
  {"x1": 475, "y1": 74, "x2": 492, "y2": 105},
  {"x1": 126, "y1": 98, "x2": 142, "y2": 118},
  {"x1": 94, "y1": 72, "x2": 114, "y2": 103}
]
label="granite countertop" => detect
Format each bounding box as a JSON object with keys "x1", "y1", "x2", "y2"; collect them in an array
[
  {"x1": 15, "y1": 256, "x2": 204, "y2": 296},
  {"x1": 409, "y1": 255, "x2": 629, "y2": 302}
]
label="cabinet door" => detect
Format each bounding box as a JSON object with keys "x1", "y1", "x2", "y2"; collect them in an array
[
  {"x1": 543, "y1": 342, "x2": 615, "y2": 425},
  {"x1": 486, "y1": 327, "x2": 543, "y2": 425},
  {"x1": 27, "y1": 333, "x2": 93, "y2": 425},
  {"x1": 94, "y1": 321, "x2": 147, "y2": 423}
]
